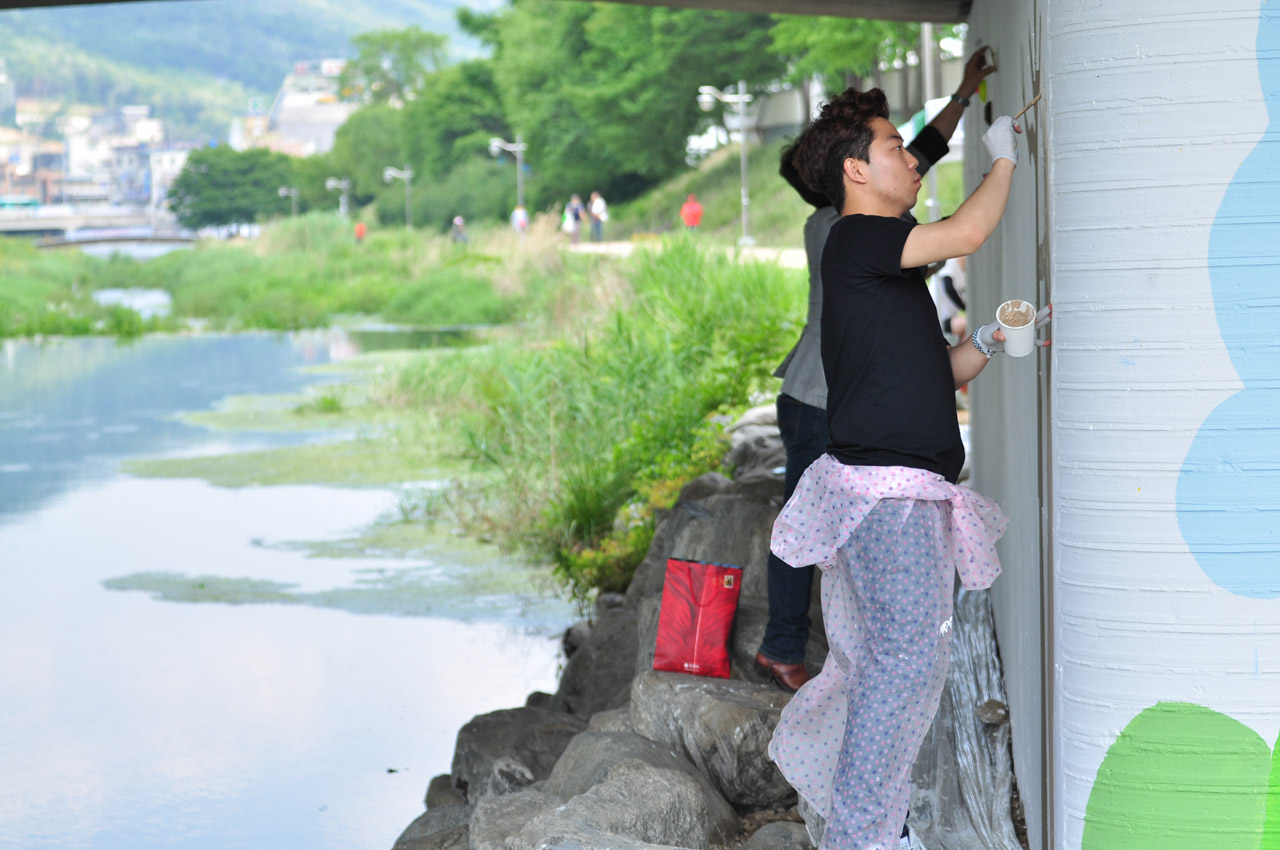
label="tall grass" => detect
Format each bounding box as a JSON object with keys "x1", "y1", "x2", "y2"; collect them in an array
[
  {"x1": 0, "y1": 214, "x2": 540, "y2": 337},
  {"x1": 385, "y1": 237, "x2": 805, "y2": 599},
  {"x1": 0, "y1": 237, "x2": 168, "y2": 337}
]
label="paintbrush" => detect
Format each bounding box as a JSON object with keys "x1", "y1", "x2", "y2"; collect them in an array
[{"x1": 1014, "y1": 93, "x2": 1042, "y2": 121}]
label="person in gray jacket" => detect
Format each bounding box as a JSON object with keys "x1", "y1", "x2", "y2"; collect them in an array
[{"x1": 754, "y1": 47, "x2": 997, "y2": 693}]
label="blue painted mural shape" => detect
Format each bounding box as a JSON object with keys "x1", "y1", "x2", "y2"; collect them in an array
[{"x1": 1177, "y1": 1, "x2": 1280, "y2": 599}]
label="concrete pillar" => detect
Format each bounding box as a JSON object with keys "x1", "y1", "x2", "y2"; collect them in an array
[{"x1": 1047, "y1": 2, "x2": 1280, "y2": 848}]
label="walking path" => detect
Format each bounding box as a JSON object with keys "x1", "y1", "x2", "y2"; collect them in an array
[{"x1": 570, "y1": 240, "x2": 806, "y2": 270}]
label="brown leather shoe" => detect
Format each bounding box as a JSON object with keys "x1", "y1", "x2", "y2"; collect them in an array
[{"x1": 754, "y1": 652, "x2": 810, "y2": 693}]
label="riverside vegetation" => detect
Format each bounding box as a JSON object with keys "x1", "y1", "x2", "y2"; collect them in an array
[{"x1": 0, "y1": 211, "x2": 800, "y2": 600}]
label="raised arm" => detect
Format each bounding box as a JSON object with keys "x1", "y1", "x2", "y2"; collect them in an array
[
  {"x1": 925, "y1": 48, "x2": 996, "y2": 146},
  {"x1": 901, "y1": 116, "x2": 1020, "y2": 269}
]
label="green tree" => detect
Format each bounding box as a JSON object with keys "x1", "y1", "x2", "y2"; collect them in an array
[
  {"x1": 576, "y1": 5, "x2": 780, "y2": 188},
  {"x1": 769, "y1": 16, "x2": 912, "y2": 90},
  {"x1": 401, "y1": 59, "x2": 508, "y2": 181},
  {"x1": 338, "y1": 26, "x2": 449, "y2": 105},
  {"x1": 292, "y1": 151, "x2": 342, "y2": 215},
  {"x1": 327, "y1": 104, "x2": 406, "y2": 206},
  {"x1": 768, "y1": 17, "x2": 958, "y2": 96},
  {"x1": 167, "y1": 146, "x2": 296, "y2": 229},
  {"x1": 488, "y1": 0, "x2": 785, "y2": 204}
]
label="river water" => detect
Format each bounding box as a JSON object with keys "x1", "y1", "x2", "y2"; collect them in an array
[{"x1": 0, "y1": 330, "x2": 572, "y2": 850}]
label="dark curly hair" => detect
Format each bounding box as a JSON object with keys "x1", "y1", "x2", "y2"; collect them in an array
[
  {"x1": 779, "y1": 138, "x2": 830, "y2": 209},
  {"x1": 793, "y1": 88, "x2": 890, "y2": 212}
]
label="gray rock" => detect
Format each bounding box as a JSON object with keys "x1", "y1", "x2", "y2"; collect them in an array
[
  {"x1": 634, "y1": 594, "x2": 662, "y2": 674},
  {"x1": 543, "y1": 731, "x2": 738, "y2": 842},
  {"x1": 726, "y1": 406, "x2": 784, "y2": 478},
  {"x1": 730, "y1": 404, "x2": 776, "y2": 430},
  {"x1": 562, "y1": 620, "x2": 592, "y2": 659},
  {"x1": 626, "y1": 473, "x2": 778, "y2": 608},
  {"x1": 427, "y1": 773, "x2": 467, "y2": 809},
  {"x1": 670, "y1": 471, "x2": 734, "y2": 505},
  {"x1": 740, "y1": 821, "x2": 813, "y2": 850},
  {"x1": 507, "y1": 825, "x2": 694, "y2": 850},
  {"x1": 676, "y1": 492, "x2": 780, "y2": 600},
  {"x1": 452, "y1": 707, "x2": 587, "y2": 801},
  {"x1": 552, "y1": 605, "x2": 639, "y2": 718},
  {"x1": 586, "y1": 707, "x2": 633, "y2": 734},
  {"x1": 510, "y1": 759, "x2": 722, "y2": 850},
  {"x1": 391, "y1": 806, "x2": 471, "y2": 850},
  {"x1": 469, "y1": 789, "x2": 560, "y2": 850},
  {"x1": 525, "y1": 691, "x2": 554, "y2": 710},
  {"x1": 595, "y1": 592, "x2": 627, "y2": 614},
  {"x1": 629, "y1": 670, "x2": 795, "y2": 809},
  {"x1": 724, "y1": 429, "x2": 784, "y2": 479},
  {"x1": 797, "y1": 795, "x2": 825, "y2": 848},
  {"x1": 629, "y1": 467, "x2": 789, "y2": 680}
]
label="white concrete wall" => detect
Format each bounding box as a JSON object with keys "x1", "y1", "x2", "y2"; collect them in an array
[
  {"x1": 972, "y1": 1, "x2": 1280, "y2": 848},
  {"x1": 1045, "y1": 2, "x2": 1280, "y2": 848},
  {"x1": 962, "y1": 3, "x2": 1050, "y2": 847}
]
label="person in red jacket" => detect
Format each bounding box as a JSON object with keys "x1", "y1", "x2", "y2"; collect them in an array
[{"x1": 679, "y1": 193, "x2": 703, "y2": 229}]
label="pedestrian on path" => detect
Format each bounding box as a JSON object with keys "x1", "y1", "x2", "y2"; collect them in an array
[
  {"x1": 589, "y1": 191, "x2": 609, "y2": 242},
  {"x1": 680, "y1": 193, "x2": 703, "y2": 229},
  {"x1": 562, "y1": 194, "x2": 586, "y2": 244},
  {"x1": 511, "y1": 205, "x2": 529, "y2": 234},
  {"x1": 449, "y1": 215, "x2": 468, "y2": 244}
]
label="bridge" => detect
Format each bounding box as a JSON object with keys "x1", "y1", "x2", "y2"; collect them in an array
[
  {"x1": 35, "y1": 233, "x2": 197, "y2": 251},
  {"x1": 0, "y1": 205, "x2": 154, "y2": 237}
]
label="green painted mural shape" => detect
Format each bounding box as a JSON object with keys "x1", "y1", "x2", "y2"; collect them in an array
[{"x1": 1082, "y1": 702, "x2": 1280, "y2": 850}]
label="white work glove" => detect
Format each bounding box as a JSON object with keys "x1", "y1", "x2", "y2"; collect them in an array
[
  {"x1": 971, "y1": 305, "x2": 1052, "y2": 357},
  {"x1": 982, "y1": 115, "x2": 1021, "y2": 167}
]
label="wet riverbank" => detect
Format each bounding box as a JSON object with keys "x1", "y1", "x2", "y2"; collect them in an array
[{"x1": 0, "y1": 330, "x2": 574, "y2": 850}]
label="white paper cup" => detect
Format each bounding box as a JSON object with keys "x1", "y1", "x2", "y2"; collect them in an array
[{"x1": 996, "y1": 299, "x2": 1037, "y2": 357}]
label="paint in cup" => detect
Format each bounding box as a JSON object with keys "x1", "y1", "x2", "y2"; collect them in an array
[{"x1": 996, "y1": 299, "x2": 1037, "y2": 357}]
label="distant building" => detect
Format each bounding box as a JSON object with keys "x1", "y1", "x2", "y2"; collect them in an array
[
  {"x1": 5, "y1": 98, "x2": 191, "y2": 215},
  {"x1": 110, "y1": 143, "x2": 149, "y2": 205},
  {"x1": 0, "y1": 127, "x2": 67, "y2": 204},
  {"x1": 148, "y1": 146, "x2": 191, "y2": 228},
  {"x1": 230, "y1": 59, "x2": 356, "y2": 157}
]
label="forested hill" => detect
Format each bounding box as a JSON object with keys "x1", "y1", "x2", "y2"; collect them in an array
[{"x1": 0, "y1": 0, "x2": 495, "y2": 140}]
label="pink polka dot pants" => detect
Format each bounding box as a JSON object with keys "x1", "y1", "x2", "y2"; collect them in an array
[{"x1": 773, "y1": 498, "x2": 955, "y2": 850}]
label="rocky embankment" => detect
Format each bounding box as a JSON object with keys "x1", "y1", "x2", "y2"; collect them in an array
[{"x1": 391, "y1": 407, "x2": 1021, "y2": 850}]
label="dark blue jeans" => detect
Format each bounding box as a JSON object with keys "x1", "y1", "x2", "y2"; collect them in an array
[{"x1": 760, "y1": 393, "x2": 830, "y2": 664}]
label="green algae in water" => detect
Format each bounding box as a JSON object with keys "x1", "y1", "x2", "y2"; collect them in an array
[
  {"x1": 104, "y1": 559, "x2": 567, "y2": 626},
  {"x1": 104, "y1": 519, "x2": 569, "y2": 627},
  {"x1": 123, "y1": 439, "x2": 448, "y2": 488},
  {"x1": 103, "y1": 573, "x2": 301, "y2": 606},
  {"x1": 107, "y1": 345, "x2": 571, "y2": 627}
]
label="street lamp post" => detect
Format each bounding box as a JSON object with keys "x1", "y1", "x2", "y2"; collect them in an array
[
  {"x1": 488, "y1": 134, "x2": 527, "y2": 210},
  {"x1": 920, "y1": 23, "x2": 941, "y2": 223},
  {"x1": 324, "y1": 177, "x2": 351, "y2": 216},
  {"x1": 277, "y1": 185, "x2": 299, "y2": 217},
  {"x1": 697, "y1": 80, "x2": 754, "y2": 247},
  {"x1": 382, "y1": 166, "x2": 413, "y2": 229}
]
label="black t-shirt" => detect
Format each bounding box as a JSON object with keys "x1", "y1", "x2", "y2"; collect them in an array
[{"x1": 820, "y1": 214, "x2": 964, "y2": 483}]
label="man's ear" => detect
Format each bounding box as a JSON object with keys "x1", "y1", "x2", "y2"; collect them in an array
[{"x1": 842, "y1": 157, "x2": 868, "y2": 185}]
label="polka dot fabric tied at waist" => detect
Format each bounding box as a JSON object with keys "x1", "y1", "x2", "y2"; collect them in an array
[{"x1": 770, "y1": 455, "x2": 1009, "y2": 591}]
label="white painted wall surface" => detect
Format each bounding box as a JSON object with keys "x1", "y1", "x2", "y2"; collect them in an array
[
  {"x1": 1044, "y1": 2, "x2": 1278, "y2": 848},
  {"x1": 962, "y1": 3, "x2": 1050, "y2": 847}
]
